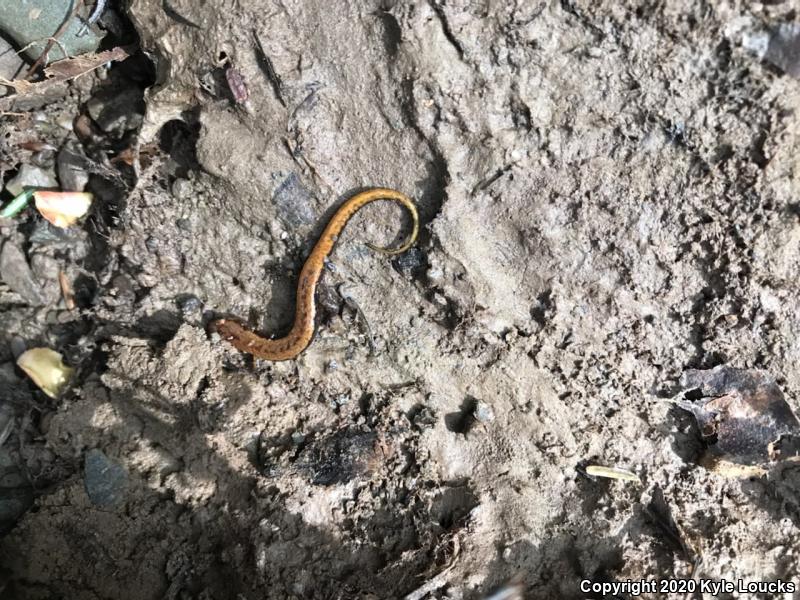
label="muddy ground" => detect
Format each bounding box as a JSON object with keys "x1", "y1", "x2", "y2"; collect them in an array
[{"x1": 1, "y1": 0, "x2": 800, "y2": 598}]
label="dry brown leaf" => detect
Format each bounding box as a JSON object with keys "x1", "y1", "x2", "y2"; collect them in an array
[
  {"x1": 0, "y1": 46, "x2": 133, "y2": 99},
  {"x1": 44, "y1": 46, "x2": 132, "y2": 81}
]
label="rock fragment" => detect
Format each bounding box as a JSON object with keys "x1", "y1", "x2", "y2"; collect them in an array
[
  {"x1": 0, "y1": 242, "x2": 46, "y2": 305},
  {"x1": 4, "y1": 164, "x2": 58, "y2": 197},
  {"x1": 84, "y1": 449, "x2": 128, "y2": 506}
]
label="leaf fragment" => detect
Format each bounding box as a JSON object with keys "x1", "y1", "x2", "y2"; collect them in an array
[
  {"x1": 17, "y1": 348, "x2": 75, "y2": 398},
  {"x1": 34, "y1": 190, "x2": 92, "y2": 227}
]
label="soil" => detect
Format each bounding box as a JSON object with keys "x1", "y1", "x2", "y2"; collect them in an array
[{"x1": 1, "y1": 1, "x2": 800, "y2": 599}]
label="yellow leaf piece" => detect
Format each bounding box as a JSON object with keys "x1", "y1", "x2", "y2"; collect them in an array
[
  {"x1": 33, "y1": 191, "x2": 93, "y2": 228},
  {"x1": 17, "y1": 348, "x2": 75, "y2": 398},
  {"x1": 586, "y1": 465, "x2": 641, "y2": 483}
]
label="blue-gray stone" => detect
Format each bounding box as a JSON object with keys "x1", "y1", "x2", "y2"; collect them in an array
[
  {"x1": 273, "y1": 172, "x2": 316, "y2": 228},
  {"x1": 0, "y1": 0, "x2": 102, "y2": 64},
  {"x1": 84, "y1": 449, "x2": 128, "y2": 506}
]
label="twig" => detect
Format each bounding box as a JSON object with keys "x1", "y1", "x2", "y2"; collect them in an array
[
  {"x1": 404, "y1": 538, "x2": 461, "y2": 600},
  {"x1": 0, "y1": 188, "x2": 35, "y2": 218},
  {"x1": 59, "y1": 271, "x2": 76, "y2": 310},
  {"x1": 252, "y1": 30, "x2": 287, "y2": 107},
  {"x1": 16, "y1": 37, "x2": 68, "y2": 60},
  {"x1": 585, "y1": 465, "x2": 641, "y2": 482}
]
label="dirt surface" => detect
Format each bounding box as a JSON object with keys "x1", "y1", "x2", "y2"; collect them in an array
[{"x1": 2, "y1": 0, "x2": 800, "y2": 598}]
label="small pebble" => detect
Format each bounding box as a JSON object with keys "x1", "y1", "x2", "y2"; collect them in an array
[
  {"x1": 392, "y1": 247, "x2": 426, "y2": 277},
  {"x1": 272, "y1": 173, "x2": 316, "y2": 228},
  {"x1": 4, "y1": 164, "x2": 58, "y2": 197},
  {"x1": 84, "y1": 449, "x2": 128, "y2": 507},
  {"x1": 30, "y1": 150, "x2": 56, "y2": 169},
  {"x1": 0, "y1": 242, "x2": 46, "y2": 306},
  {"x1": 178, "y1": 294, "x2": 203, "y2": 315},
  {"x1": 57, "y1": 142, "x2": 90, "y2": 192},
  {"x1": 474, "y1": 401, "x2": 495, "y2": 423},
  {"x1": 27, "y1": 220, "x2": 74, "y2": 245},
  {"x1": 764, "y1": 22, "x2": 800, "y2": 78},
  {"x1": 171, "y1": 178, "x2": 192, "y2": 199},
  {"x1": 334, "y1": 393, "x2": 350, "y2": 407},
  {"x1": 427, "y1": 266, "x2": 444, "y2": 282},
  {"x1": 9, "y1": 338, "x2": 26, "y2": 360},
  {"x1": 55, "y1": 113, "x2": 74, "y2": 130}
]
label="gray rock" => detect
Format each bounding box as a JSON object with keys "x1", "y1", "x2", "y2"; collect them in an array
[
  {"x1": 474, "y1": 401, "x2": 495, "y2": 423},
  {"x1": 84, "y1": 449, "x2": 128, "y2": 506},
  {"x1": 742, "y1": 22, "x2": 800, "y2": 79},
  {"x1": 28, "y1": 252, "x2": 61, "y2": 304},
  {"x1": 0, "y1": 36, "x2": 25, "y2": 98},
  {"x1": 0, "y1": 241, "x2": 46, "y2": 306},
  {"x1": 177, "y1": 294, "x2": 203, "y2": 315},
  {"x1": 4, "y1": 164, "x2": 58, "y2": 197},
  {"x1": 0, "y1": 401, "x2": 14, "y2": 446},
  {"x1": 8, "y1": 338, "x2": 25, "y2": 359},
  {"x1": 171, "y1": 178, "x2": 192, "y2": 200},
  {"x1": 272, "y1": 172, "x2": 316, "y2": 229},
  {"x1": 765, "y1": 23, "x2": 800, "y2": 78},
  {"x1": 57, "y1": 142, "x2": 90, "y2": 192}
]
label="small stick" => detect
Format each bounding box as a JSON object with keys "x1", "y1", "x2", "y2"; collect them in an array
[
  {"x1": 252, "y1": 30, "x2": 287, "y2": 107},
  {"x1": 59, "y1": 271, "x2": 76, "y2": 310},
  {"x1": 0, "y1": 188, "x2": 35, "y2": 218},
  {"x1": 585, "y1": 465, "x2": 641, "y2": 482}
]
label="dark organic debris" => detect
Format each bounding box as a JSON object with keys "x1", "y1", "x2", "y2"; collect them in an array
[
  {"x1": 294, "y1": 428, "x2": 383, "y2": 486},
  {"x1": 0, "y1": 46, "x2": 132, "y2": 109},
  {"x1": 673, "y1": 365, "x2": 800, "y2": 476},
  {"x1": 252, "y1": 30, "x2": 287, "y2": 107},
  {"x1": 86, "y1": 86, "x2": 145, "y2": 135},
  {"x1": 392, "y1": 246, "x2": 426, "y2": 278}
]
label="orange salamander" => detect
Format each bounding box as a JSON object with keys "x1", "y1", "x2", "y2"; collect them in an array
[{"x1": 213, "y1": 187, "x2": 419, "y2": 361}]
